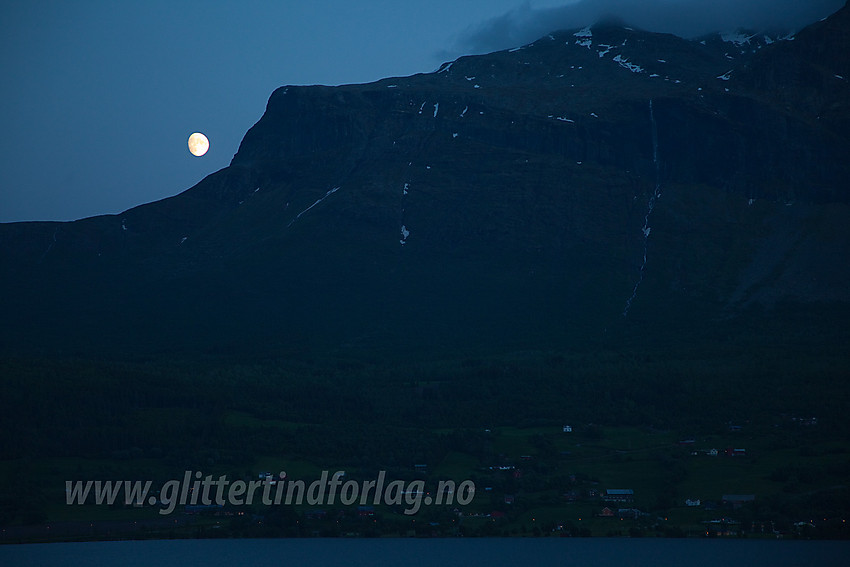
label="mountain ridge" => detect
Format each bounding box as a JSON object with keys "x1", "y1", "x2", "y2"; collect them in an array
[{"x1": 2, "y1": 3, "x2": 849, "y2": 358}]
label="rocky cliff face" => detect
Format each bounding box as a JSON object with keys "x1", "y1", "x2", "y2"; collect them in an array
[{"x1": 2, "y1": 3, "x2": 849, "y2": 357}]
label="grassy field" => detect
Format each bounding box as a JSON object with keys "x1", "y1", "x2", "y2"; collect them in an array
[
  {"x1": 3, "y1": 419, "x2": 846, "y2": 541},
  {"x1": 1, "y1": 336, "x2": 849, "y2": 541}
]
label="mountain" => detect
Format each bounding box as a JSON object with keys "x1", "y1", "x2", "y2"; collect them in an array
[{"x1": 2, "y1": 2, "x2": 850, "y2": 360}]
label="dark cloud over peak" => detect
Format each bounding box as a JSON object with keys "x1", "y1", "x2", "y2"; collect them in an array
[{"x1": 453, "y1": 0, "x2": 845, "y2": 55}]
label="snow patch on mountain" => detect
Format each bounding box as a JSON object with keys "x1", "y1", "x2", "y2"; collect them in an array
[
  {"x1": 613, "y1": 55, "x2": 643, "y2": 73},
  {"x1": 721, "y1": 31, "x2": 757, "y2": 46},
  {"x1": 288, "y1": 187, "x2": 340, "y2": 227},
  {"x1": 597, "y1": 44, "x2": 614, "y2": 58},
  {"x1": 574, "y1": 27, "x2": 592, "y2": 48}
]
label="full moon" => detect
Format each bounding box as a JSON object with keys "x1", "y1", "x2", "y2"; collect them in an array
[{"x1": 187, "y1": 132, "x2": 209, "y2": 157}]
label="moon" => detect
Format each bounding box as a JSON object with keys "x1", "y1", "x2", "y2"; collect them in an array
[{"x1": 187, "y1": 132, "x2": 209, "y2": 157}]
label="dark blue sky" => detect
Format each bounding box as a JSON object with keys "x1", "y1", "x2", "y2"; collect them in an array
[{"x1": 1, "y1": 0, "x2": 843, "y2": 223}]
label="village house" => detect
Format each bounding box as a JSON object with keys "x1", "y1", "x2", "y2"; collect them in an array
[
  {"x1": 603, "y1": 489, "x2": 634, "y2": 503},
  {"x1": 618, "y1": 508, "x2": 647, "y2": 520}
]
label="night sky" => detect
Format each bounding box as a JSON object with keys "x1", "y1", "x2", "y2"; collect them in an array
[{"x1": 1, "y1": 0, "x2": 843, "y2": 223}]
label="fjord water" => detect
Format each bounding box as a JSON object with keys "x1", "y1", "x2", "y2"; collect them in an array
[{"x1": 1, "y1": 539, "x2": 847, "y2": 566}]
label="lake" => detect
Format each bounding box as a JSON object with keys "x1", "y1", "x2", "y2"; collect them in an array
[{"x1": 0, "y1": 538, "x2": 847, "y2": 566}]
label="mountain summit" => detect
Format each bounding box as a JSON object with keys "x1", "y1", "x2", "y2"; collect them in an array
[{"x1": 2, "y1": 3, "x2": 850, "y2": 357}]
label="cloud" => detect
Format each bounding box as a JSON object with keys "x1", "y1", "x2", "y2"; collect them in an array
[{"x1": 452, "y1": 0, "x2": 845, "y2": 55}]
